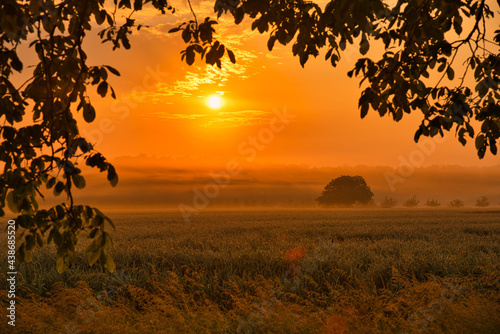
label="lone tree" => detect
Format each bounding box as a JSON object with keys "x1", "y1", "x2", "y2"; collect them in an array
[{"x1": 316, "y1": 175, "x2": 374, "y2": 207}]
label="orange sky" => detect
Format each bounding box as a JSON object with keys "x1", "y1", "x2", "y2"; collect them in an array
[{"x1": 59, "y1": 0, "x2": 498, "y2": 170}]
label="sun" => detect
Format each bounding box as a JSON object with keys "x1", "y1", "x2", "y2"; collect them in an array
[{"x1": 207, "y1": 95, "x2": 223, "y2": 109}]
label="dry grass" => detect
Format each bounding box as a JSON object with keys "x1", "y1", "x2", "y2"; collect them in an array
[{"x1": 1, "y1": 208, "x2": 499, "y2": 333}]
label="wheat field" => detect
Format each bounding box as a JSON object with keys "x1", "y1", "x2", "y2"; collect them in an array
[{"x1": 1, "y1": 208, "x2": 499, "y2": 333}]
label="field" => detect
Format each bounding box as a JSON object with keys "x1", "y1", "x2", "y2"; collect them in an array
[{"x1": 1, "y1": 209, "x2": 500, "y2": 333}]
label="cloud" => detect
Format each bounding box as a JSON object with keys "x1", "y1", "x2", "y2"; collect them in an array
[
  {"x1": 150, "y1": 112, "x2": 208, "y2": 120},
  {"x1": 144, "y1": 109, "x2": 275, "y2": 128},
  {"x1": 203, "y1": 109, "x2": 274, "y2": 128}
]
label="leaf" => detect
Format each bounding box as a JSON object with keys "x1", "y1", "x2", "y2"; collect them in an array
[
  {"x1": 437, "y1": 62, "x2": 446, "y2": 72},
  {"x1": 475, "y1": 135, "x2": 485, "y2": 150},
  {"x1": 475, "y1": 80, "x2": 488, "y2": 97},
  {"x1": 446, "y1": 67, "x2": 455, "y2": 80},
  {"x1": 72, "y1": 174, "x2": 86, "y2": 189},
  {"x1": 360, "y1": 103, "x2": 369, "y2": 118},
  {"x1": 299, "y1": 53, "x2": 309, "y2": 67},
  {"x1": 11, "y1": 56, "x2": 23, "y2": 72},
  {"x1": 182, "y1": 28, "x2": 191, "y2": 43},
  {"x1": 6, "y1": 192, "x2": 18, "y2": 213},
  {"x1": 133, "y1": 0, "x2": 142, "y2": 11},
  {"x1": 414, "y1": 127, "x2": 423, "y2": 142},
  {"x1": 234, "y1": 7, "x2": 244, "y2": 24},
  {"x1": 458, "y1": 129, "x2": 467, "y2": 146},
  {"x1": 453, "y1": 15, "x2": 463, "y2": 35},
  {"x1": 100, "y1": 67, "x2": 109, "y2": 81},
  {"x1": 360, "y1": 34, "x2": 369, "y2": 55},
  {"x1": 185, "y1": 47, "x2": 195, "y2": 65},
  {"x1": 227, "y1": 49, "x2": 236, "y2": 64},
  {"x1": 83, "y1": 104, "x2": 96, "y2": 123},
  {"x1": 88, "y1": 249, "x2": 101, "y2": 266},
  {"x1": 95, "y1": 9, "x2": 106, "y2": 25},
  {"x1": 89, "y1": 228, "x2": 99, "y2": 239},
  {"x1": 104, "y1": 65, "x2": 120, "y2": 76},
  {"x1": 490, "y1": 142, "x2": 498, "y2": 155},
  {"x1": 97, "y1": 81, "x2": 108, "y2": 97},
  {"x1": 56, "y1": 257, "x2": 66, "y2": 273},
  {"x1": 107, "y1": 165, "x2": 118, "y2": 187},
  {"x1": 105, "y1": 253, "x2": 116, "y2": 273},
  {"x1": 54, "y1": 181, "x2": 65, "y2": 196},
  {"x1": 46, "y1": 177, "x2": 56, "y2": 189},
  {"x1": 122, "y1": 37, "x2": 131, "y2": 49},
  {"x1": 267, "y1": 37, "x2": 276, "y2": 51}
]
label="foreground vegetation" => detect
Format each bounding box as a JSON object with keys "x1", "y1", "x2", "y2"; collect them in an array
[{"x1": 1, "y1": 209, "x2": 499, "y2": 333}]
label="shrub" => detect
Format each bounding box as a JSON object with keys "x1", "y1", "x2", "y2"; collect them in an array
[
  {"x1": 403, "y1": 195, "x2": 419, "y2": 207},
  {"x1": 476, "y1": 196, "x2": 489, "y2": 207},
  {"x1": 425, "y1": 199, "x2": 441, "y2": 207},
  {"x1": 449, "y1": 199, "x2": 464, "y2": 208},
  {"x1": 380, "y1": 197, "x2": 397, "y2": 208}
]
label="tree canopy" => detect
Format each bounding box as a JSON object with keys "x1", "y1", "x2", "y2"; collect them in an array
[
  {"x1": 1, "y1": 0, "x2": 499, "y2": 272},
  {"x1": 316, "y1": 175, "x2": 374, "y2": 207}
]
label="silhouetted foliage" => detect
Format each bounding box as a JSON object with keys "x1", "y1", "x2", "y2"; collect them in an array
[
  {"x1": 449, "y1": 199, "x2": 465, "y2": 208},
  {"x1": 316, "y1": 175, "x2": 374, "y2": 207},
  {"x1": 476, "y1": 196, "x2": 490, "y2": 207},
  {"x1": 174, "y1": 0, "x2": 500, "y2": 159},
  {"x1": 380, "y1": 196, "x2": 397, "y2": 208},
  {"x1": 425, "y1": 199, "x2": 441, "y2": 207},
  {"x1": 403, "y1": 195, "x2": 419, "y2": 207},
  {"x1": 0, "y1": 0, "x2": 176, "y2": 273}
]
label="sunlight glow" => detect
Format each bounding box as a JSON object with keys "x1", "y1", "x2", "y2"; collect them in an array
[{"x1": 207, "y1": 95, "x2": 223, "y2": 109}]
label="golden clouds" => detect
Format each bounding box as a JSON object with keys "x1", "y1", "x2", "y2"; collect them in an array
[
  {"x1": 150, "y1": 109, "x2": 276, "y2": 128},
  {"x1": 203, "y1": 110, "x2": 275, "y2": 128}
]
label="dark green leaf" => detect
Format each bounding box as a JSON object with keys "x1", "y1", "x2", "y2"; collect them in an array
[
  {"x1": 446, "y1": 67, "x2": 455, "y2": 80},
  {"x1": 97, "y1": 81, "x2": 108, "y2": 97},
  {"x1": 227, "y1": 49, "x2": 236, "y2": 64},
  {"x1": 107, "y1": 165, "x2": 118, "y2": 187},
  {"x1": 72, "y1": 174, "x2": 86, "y2": 189},
  {"x1": 54, "y1": 182, "x2": 65, "y2": 196},
  {"x1": 83, "y1": 104, "x2": 96, "y2": 123},
  {"x1": 360, "y1": 34, "x2": 369, "y2": 55},
  {"x1": 104, "y1": 65, "x2": 120, "y2": 76}
]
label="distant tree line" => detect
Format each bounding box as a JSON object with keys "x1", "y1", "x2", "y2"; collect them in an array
[
  {"x1": 380, "y1": 195, "x2": 492, "y2": 208},
  {"x1": 317, "y1": 175, "x2": 495, "y2": 208}
]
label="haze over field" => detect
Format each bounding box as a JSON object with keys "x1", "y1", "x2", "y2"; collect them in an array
[{"x1": 62, "y1": 155, "x2": 500, "y2": 210}]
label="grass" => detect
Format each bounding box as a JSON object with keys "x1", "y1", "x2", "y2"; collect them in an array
[{"x1": 1, "y1": 208, "x2": 499, "y2": 333}]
